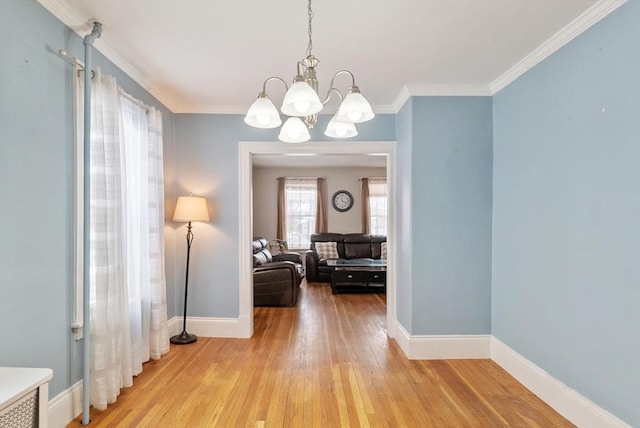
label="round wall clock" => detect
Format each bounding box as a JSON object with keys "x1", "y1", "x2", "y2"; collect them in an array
[{"x1": 331, "y1": 190, "x2": 354, "y2": 212}]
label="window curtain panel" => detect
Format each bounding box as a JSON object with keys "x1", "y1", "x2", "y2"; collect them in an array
[
  {"x1": 361, "y1": 178, "x2": 370, "y2": 234},
  {"x1": 276, "y1": 177, "x2": 286, "y2": 240},
  {"x1": 282, "y1": 178, "x2": 317, "y2": 248},
  {"x1": 88, "y1": 69, "x2": 168, "y2": 411},
  {"x1": 315, "y1": 178, "x2": 327, "y2": 233}
]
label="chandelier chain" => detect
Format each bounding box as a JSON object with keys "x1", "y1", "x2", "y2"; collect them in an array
[{"x1": 306, "y1": 0, "x2": 314, "y2": 57}]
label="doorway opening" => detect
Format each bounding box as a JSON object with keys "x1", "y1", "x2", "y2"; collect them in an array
[{"x1": 238, "y1": 141, "x2": 397, "y2": 338}]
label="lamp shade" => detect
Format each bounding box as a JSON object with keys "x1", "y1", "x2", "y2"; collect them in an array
[
  {"x1": 335, "y1": 86, "x2": 375, "y2": 124},
  {"x1": 244, "y1": 94, "x2": 282, "y2": 129},
  {"x1": 280, "y1": 79, "x2": 323, "y2": 117},
  {"x1": 278, "y1": 117, "x2": 311, "y2": 143},
  {"x1": 173, "y1": 196, "x2": 210, "y2": 222},
  {"x1": 325, "y1": 114, "x2": 358, "y2": 138}
]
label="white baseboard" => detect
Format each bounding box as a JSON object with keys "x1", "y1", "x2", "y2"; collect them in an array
[
  {"x1": 48, "y1": 327, "x2": 629, "y2": 428},
  {"x1": 168, "y1": 315, "x2": 252, "y2": 339},
  {"x1": 393, "y1": 328, "x2": 630, "y2": 426},
  {"x1": 491, "y1": 338, "x2": 631, "y2": 428},
  {"x1": 48, "y1": 380, "x2": 82, "y2": 428},
  {"x1": 394, "y1": 322, "x2": 492, "y2": 359}
]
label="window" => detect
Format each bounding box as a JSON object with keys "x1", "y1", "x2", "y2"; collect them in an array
[
  {"x1": 368, "y1": 178, "x2": 387, "y2": 235},
  {"x1": 285, "y1": 178, "x2": 317, "y2": 248}
]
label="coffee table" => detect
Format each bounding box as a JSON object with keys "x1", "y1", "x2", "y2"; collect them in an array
[{"x1": 326, "y1": 259, "x2": 387, "y2": 294}]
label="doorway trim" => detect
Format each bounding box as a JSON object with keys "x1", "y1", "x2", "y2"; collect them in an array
[{"x1": 238, "y1": 140, "x2": 398, "y2": 338}]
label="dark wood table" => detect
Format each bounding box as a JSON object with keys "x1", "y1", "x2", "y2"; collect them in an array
[{"x1": 326, "y1": 259, "x2": 387, "y2": 294}]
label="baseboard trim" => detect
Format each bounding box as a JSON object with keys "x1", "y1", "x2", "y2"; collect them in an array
[
  {"x1": 394, "y1": 323, "x2": 492, "y2": 359},
  {"x1": 48, "y1": 380, "x2": 82, "y2": 428},
  {"x1": 491, "y1": 338, "x2": 631, "y2": 428},
  {"x1": 168, "y1": 315, "x2": 251, "y2": 339},
  {"x1": 48, "y1": 327, "x2": 629, "y2": 428}
]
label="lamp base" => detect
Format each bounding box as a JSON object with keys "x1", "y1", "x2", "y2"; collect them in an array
[{"x1": 170, "y1": 331, "x2": 197, "y2": 345}]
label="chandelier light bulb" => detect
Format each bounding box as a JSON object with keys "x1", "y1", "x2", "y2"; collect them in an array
[
  {"x1": 294, "y1": 100, "x2": 311, "y2": 114},
  {"x1": 279, "y1": 117, "x2": 311, "y2": 143},
  {"x1": 325, "y1": 114, "x2": 358, "y2": 139},
  {"x1": 347, "y1": 111, "x2": 363, "y2": 122},
  {"x1": 281, "y1": 78, "x2": 323, "y2": 117},
  {"x1": 256, "y1": 114, "x2": 271, "y2": 126}
]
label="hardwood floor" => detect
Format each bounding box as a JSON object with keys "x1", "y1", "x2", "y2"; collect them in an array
[{"x1": 68, "y1": 281, "x2": 573, "y2": 427}]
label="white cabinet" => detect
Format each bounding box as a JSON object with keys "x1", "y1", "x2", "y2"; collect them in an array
[{"x1": 0, "y1": 367, "x2": 53, "y2": 428}]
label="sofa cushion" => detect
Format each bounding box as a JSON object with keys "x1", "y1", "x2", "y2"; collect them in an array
[
  {"x1": 343, "y1": 233, "x2": 372, "y2": 259},
  {"x1": 253, "y1": 249, "x2": 272, "y2": 267},
  {"x1": 381, "y1": 242, "x2": 387, "y2": 260},
  {"x1": 315, "y1": 241, "x2": 339, "y2": 259},
  {"x1": 344, "y1": 243, "x2": 372, "y2": 259},
  {"x1": 252, "y1": 237, "x2": 273, "y2": 267},
  {"x1": 311, "y1": 233, "x2": 346, "y2": 258},
  {"x1": 371, "y1": 235, "x2": 385, "y2": 259}
]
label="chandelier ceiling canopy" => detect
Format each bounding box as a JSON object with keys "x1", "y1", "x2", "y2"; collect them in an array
[{"x1": 244, "y1": 0, "x2": 375, "y2": 143}]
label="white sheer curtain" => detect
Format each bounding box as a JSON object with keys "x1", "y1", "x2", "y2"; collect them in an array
[
  {"x1": 367, "y1": 178, "x2": 388, "y2": 235},
  {"x1": 88, "y1": 69, "x2": 168, "y2": 410},
  {"x1": 283, "y1": 178, "x2": 317, "y2": 249}
]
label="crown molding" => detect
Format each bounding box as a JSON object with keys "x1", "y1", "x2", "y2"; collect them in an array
[
  {"x1": 407, "y1": 84, "x2": 493, "y2": 97},
  {"x1": 37, "y1": 0, "x2": 180, "y2": 113},
  {"x1": 37, "y1": 0, "x2": 85, "y2": 31},
  {"x1": 40, "y1": 0, "x2": 628, "y2": 114},
  {"x1": 390, "y1": 84, "x2": 492, "y2": 112},
  {"x1": 176, "y1": 104, "x2": 399, "y2": 115},
  {"x1": 390, "y1": 86, "x2": 412, "y2": 113},
  {"x1": 490, "y1": 0, "x2": 628, "y2": 94},
  {"x1": 174, "y1": 105, "x2": 246, "y2": 115}
]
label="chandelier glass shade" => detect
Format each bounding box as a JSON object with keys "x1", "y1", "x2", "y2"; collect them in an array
[
  {"x1": 279, "y1": 117, "x2": 312, "y2": 143},
  {"x1": 244, "y1": 0, "x2": 375, "y2": 143},
  {"x1": 325, "y1": 114, "x2": 358, "y2": 139},
  {"x1": 243, "y1": 94, "x2": 281, "y2": 129}
]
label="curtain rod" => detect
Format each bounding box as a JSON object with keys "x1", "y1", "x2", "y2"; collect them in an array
[
  {"x1": 58, "y1": 49, "x2": 84, "y2": 68},
  {"x1": 58, "y1": 49, "x2": 96, "y2": 78},
  {"x1": 276, "y1": 177, "x2": 325, "y2": 180},
  {"x1": 358, "y1": 177, "x2": 386, "y2": 181},
  {"x1": 58, "y1": 49, "x2": 151, "y2": 112},
  {"x1": 119, "y1": 89, "x2": 151, "y2": 112}
]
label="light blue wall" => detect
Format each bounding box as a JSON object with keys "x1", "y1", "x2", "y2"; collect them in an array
[
  {"x1": 410, "y1": 97, "x2": 493, "y2": 334},
  {"x1": 395, "y1": 99, "x2": 413, "y2": 329},
  {"x1": 172, "y1": 113, "x2": 396, "y2": 317},
  {"x1": 0, "y1": 1, "x2": 77, "y2": 399},
  {"x1": 0, "y1": 0, "x2": 176, "y2": 397},
  {"x1": 3, "y1": 1, "x2": 637, "y2": 425},
  {"x1": 492, "y1": 2, "x2": 640, "y2": 426}
]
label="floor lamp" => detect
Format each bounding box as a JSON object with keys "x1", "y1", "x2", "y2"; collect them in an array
[{"x1": 171, "y1": 195, "x2": 209, "y2": 345}]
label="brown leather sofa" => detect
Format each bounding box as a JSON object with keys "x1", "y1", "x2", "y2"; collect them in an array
[
  {"x1": 305, "y1": 233, "x2": 386, "y2": 282},
  {"x1": 253, "y1": 238, "x2": 304, "y2": 306}
]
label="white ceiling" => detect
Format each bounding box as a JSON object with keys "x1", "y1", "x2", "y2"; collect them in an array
[
  {"x1": 252, "y1": 153, "x2": 387, "y2": 168},
  {"x1": 39, "y1": 0, "x2": 623, "y2": 116},
  {"x1": 40, "y1": 1, "x2": 622, "y2": 168}
]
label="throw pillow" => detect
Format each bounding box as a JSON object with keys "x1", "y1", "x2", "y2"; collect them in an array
[
  {"x1": 381, "y1": 242, "x2": 387, "y2": 260},
  {"x1": 315, "y1": 241, "x2": 339, "y2": 260}
]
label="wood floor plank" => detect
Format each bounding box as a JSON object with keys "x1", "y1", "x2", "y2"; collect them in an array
[{"x1": 68, "y1": 280, "x2": 574, "y2": 427}]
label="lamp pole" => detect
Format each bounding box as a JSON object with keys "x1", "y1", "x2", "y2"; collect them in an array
[
  {"x1": 171, "y1": 195, "x2": 208, "y2": 344},
  {"x1": 171, "y1": 221, "x2": 197, "y2": 344}
]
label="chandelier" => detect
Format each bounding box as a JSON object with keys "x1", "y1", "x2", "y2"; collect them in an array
[{"x1": 244, "y1": 0, "x2": 375, "y2": 143}]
